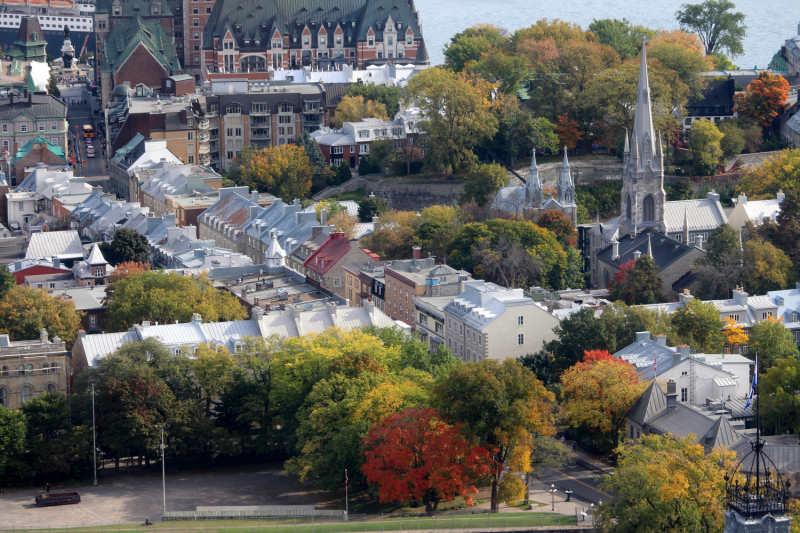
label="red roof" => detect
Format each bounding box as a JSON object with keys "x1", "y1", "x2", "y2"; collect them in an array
[
  {"x1": 362, "y1": 248, "x2": 381, "y2": 261},
  {"x1": 304, "y1": 233, "x2": 352, "y2": 276}
]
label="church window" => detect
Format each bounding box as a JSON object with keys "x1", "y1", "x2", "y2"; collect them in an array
[
  {"x1": 643, "y1": 195, "x2": 655, "y2": 222},
  {"x1": 603, "y1": 269, "x2": 610, "y2": 289},
  {"x1": 643, "y1": 135, "x2": 651, "y2": 162},
  {"x1": 626, "y1": 194, "x2": 631, "y2": 220}
]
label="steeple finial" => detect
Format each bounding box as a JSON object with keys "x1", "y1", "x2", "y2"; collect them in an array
[
  {"x1": 631, "y1": 40, "x2": 656, "y2": 172},
  {"x1": 647, "y1": 232, "x2": 653, "y2": 258}
]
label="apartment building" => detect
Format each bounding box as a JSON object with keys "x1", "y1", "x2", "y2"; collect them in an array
[
  {"x1": 343, "y1": 260, "x2": 393, "y2": 307},
  {"x1": 0, "y1": 329, "x2": 70, "y2": 410},
  {"x1": 139, "y1": 163, "x2": 222, "y2": 216},
  {"x1": 444, "y1": 281, "x2": 559, "y2": 362}
]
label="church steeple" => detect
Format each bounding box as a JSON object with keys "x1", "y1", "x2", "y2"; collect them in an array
[
  {"x1": 527, "y1": 148, "x2": 544, "y2": 207},
  {"x1": 632, "y1": 40, "x2": 656, "y2": 172},
  {"x1": 557, "y1": 147, "x2": 575, "y2": 204}
]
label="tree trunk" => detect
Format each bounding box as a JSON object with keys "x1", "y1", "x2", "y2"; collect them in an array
[
  {"x1": 523, "y1": 472, "x2": 531, "y2": 505},
  {"x1": 114, "y1": 457, "x2": 119, "y2": 471}
]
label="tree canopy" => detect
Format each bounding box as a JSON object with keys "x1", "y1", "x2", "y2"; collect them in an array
[
  {"x1": 675, "y1": 0, "x2": 747, "y2": 57},
  {"x1": 228, "y1": 145, "x2": 314, "y2": 201},
  {"x1": 733, "y1": 71, "x2": 790, "y2": 127},
  {"x1": 99, "y1": 229, "x2": 150, "y2": 266},
  {"x1": 0, "y1": 286, "x2": 83, "y2": 344}
]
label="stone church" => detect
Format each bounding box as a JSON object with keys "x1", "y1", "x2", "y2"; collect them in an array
[
  {"x1": 493, "y1": 147, "x2": 578, "y2": 225},
  {"x1": 587, "y1": 43, "x2": 725, "y2": 294}
]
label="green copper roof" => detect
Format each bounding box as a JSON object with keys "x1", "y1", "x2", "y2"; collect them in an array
[
  {"x1": 96, "y1": 0, "x2": 173, "y2": 18},
  {"x1": 15, "y1": 136, "x2": 66, "y2": 161},
  {"x1": 101, "y1": 15, "x2": 181, "y2": 75},
  {"x1": 110, "y1": 132, "x2": 145, "y2": 164},
  {"x1": 203, "y1": 0, "x2": 426, "y2": 62}
]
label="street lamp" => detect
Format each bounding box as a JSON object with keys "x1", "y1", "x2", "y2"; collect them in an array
[
  {"x1": 90, "y1": 380, "x2": 97, "y2": 486},
  {"x1": 549, "y1": 484, "x2": 557, "y2": 512},
  {"x1": 155, "y1": 425, "x2": 167, "y2": 516}
]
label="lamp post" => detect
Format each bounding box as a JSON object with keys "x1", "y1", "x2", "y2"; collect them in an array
[
  {"x1": 549, "y1": 484, "x2": 557, "y2": 512},
  {"x1": 90, "y1": 380, "x2": 97, "y2": 486},
  {"x1": 590, "y1": 503, "x2": 594, "y2": 523},
  {"x1": 155, "y1": 425, "x2": 167, "y2": 515}
]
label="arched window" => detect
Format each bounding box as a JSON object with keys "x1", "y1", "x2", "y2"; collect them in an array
[
  {"x1": 26, "y1": 364, "x2": 32, "y2": 375},
  {"x1": 17, "y1": 365, "x2": 24, "y2": 376},
  {"x1": 643, "y1": 135, "x2": 651, "y2": 162},
  {"x1": 46, "y1": 384, "x2": 55, "y2": 394},
  {"x1": 21, "y1": 386, "x2": 31, "y2": 404},
  {"x1": 225, "y1": 103, "x2": 242, "y2": 114},
  {"x1": 42, "y1": 363, "x2": 49, "y2": 375},
  {"x1": 0, "y1": 388, "x2": 6, "y2": 406},
  {"x1": 626, "y1": 194, "x2": 632, "y2": 220},
  {"x1": 1, "y1": 365, "x2": 7, "y2": 377},
  {"x1": 50, "y1": 363, "x2": 57, "y2": 374},
  {"x1": 643, "y1": 195, "x2": 655, "y2": 222}
]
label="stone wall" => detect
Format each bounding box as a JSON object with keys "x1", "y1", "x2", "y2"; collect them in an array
[
  {"x1": 724, "y1": 151, "x2": 781, "y2": 172},
  {"x1": 364, "y1": 178, "x2": 465, "y2": 211},
  {"x1": 508, "y1": 158, "x2": 624, "y2": 188}
]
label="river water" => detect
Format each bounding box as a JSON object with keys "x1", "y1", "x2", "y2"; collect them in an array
[{"x1": 415, "y1": 0, "x2": 799, "y2": 70}]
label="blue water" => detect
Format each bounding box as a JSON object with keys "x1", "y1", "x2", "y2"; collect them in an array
[{"x1": 416, "y1": 0, "x2": 798, "y2": 70}]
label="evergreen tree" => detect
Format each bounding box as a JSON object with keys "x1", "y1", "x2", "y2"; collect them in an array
[
  {"x1": 358, "y1": 156, "x2": 372, "y2": 176},
  {"x1": 297, "y1": 131, "x2": 325, "y2": 175},
  {"x1": 357, "y1": 196, "x2": 390, "y2": 222},
  {"x1": 609, "y1": 254, "x2": 665, "y2": 305},
  {"x1": 99, "y1": 228, "x2": 150, "y2": 265},
  {"x1": 337, "y1": 162, "x2": 352, "y2": 184}
]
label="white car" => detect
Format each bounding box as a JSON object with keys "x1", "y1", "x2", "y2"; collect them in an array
[{"x1": 86, "y1": 151, "x2": 96, "y2": 158}]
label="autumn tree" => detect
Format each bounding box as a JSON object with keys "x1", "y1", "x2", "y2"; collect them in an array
[
  {"x1": 561, "y1": 350, "x2": 646, "y2": 450},
  {"x1": 756, "y1": 187, "x2": 800, "y2": 268},
  {"x1": 740, "y1": 149, "x2": 800, "y2": 198},
  {"x1": 534, "y1": 209, "x2": 578, "y2": 248},
  {"x1": 733, "y1": 71, "x2": 790, "y2": 127},
  {"x1": 99, "y1": 229, "x2": 150, "y2": 265},
  {"x1": 742, "y1": 238, "x2": 797, "y2": 294},
  {"x1": 554, "y1": 115, "x2": 582, "y2": 150},
  {"x1": 0, "y1": 264, "x2": 15, "y2": 300},
  {"x1": 191, "y1": 343, "x2": 238, "y2": 416},
  {"x1": 333, "y1": 95, "x2": 388, "y2": 129},
  {"x1": 107, "y1": 271, "x2": 246, "y2": 330},
  {"x1": 362, "y1": 407, "x2": 492, "y2": 512},
  {"x1": 0, "y1": 286, "x2": 83, "y2": 344},
  {"x1": 459, "y1": 163, "x2": 509, "y2": 208},
  {"x1": 671, "y1": 298, "x2": 726, "y2": 354},
  {"x1": 435, "y1": 359, "x2": 555, "y2": 511},
  {"x1": 106, "y1": 261, "x2": 149, "y2": 285},
  {"x1": 228, "y1": 145, "x2": 314, "y2": 202},
  {"x1": 360, "y1": 210, "x2": 417, "y2": 259},
  {"x1": 598, "y1": 433, "x2": 737, "y2": 533},
  {"x1": 444, "y1": 25, "x2": 508, "y2": 73},
  {"x1": 344, "y1": 84, "x2": 401, "y2": 117},
  {"x1": 516, "y1": 39, "x2": 559, "y2": 66},
  {"x1": 749, "y1": 316, "x2": 799, "y2": 370},
  {"x1": 558, "y1": 39, "x2": 621, "y2": 96},
  {"x1": 722, "y1": 317, "x2": 749, "y2": 354},
  {"x1": 328, "y1": 212, "x2": 359, "y2": 240},
  {"x1": 688, "y1": 119, "x2": 724, "y2": 174},
  {"x1": 609, "y1": 255, "x2": 665, "y2": 305},
  {"x1": 402, "y1": 68, "x2": 498, "y2": 174},
  {"x1": 675, "y1": 0, "x2": 747, "y2": 57},
  {"x1": 511, "y1": 19, "x2": 588, "y2": 49}
]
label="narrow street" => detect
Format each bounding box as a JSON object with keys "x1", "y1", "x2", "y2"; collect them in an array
[{"x1": 534, "y1": 461, "x2": 612, "y2": 507}]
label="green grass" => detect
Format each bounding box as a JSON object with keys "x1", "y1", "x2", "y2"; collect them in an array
[
  {"x1": 332, "y1": 189, "x2": 366, "y2": 202},
  {"x1": 8, "y1": 513, "x2": 578, "y2": 533}
]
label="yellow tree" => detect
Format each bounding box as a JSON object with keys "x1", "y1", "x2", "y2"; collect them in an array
[
  {"x1": 333, "y1": 95, "x2": 389, "y2": 128},
  {"x1": 688, "y1": 119, "x2": 724, "y2": 173},
  {"x1": 599, "y1": 434, "x2": 737, "y2": 533},
  {"x1": 722, "y1": 317, "x2": 749, "y2": 354},
  {"x1": 328, "y1": 212, "x2": 359, "y2": 240},
  {"x1": 0, "y1": 286, "x2": 83, "y2": 345},
  {"x1": 561, "y1": 350, "x2": 646, "y2": 450},
  {"x1": 740, "y1": 149, "x2": 800, "y2": 198},
  {"x1": 230, "y1": 144, "x2": 314, "y2": 202},
  {"x1": 191, "y1": 342, "x2": 238, "y2": 416}
]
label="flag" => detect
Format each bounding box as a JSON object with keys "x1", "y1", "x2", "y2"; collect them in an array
[
  {"x1": 345, "y1": 469, "x2": 348, "y2": 487},
  {"x1": 653, "y1": 357, "x2": 657, "y2": 378},
  {"x1": 744, "y1": 353, "x2": 758, "y2": 410}
]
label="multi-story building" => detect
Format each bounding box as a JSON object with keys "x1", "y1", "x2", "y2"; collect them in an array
[
  {"x1": 0, "y1": 91, "x2": 67, "y2": 184},
  {"x1": 200, "y1": 0, "x2": 428, "y2": 80},
  {"x1": 108, "y1": 135, "x2": 183, "y2": 201},
  {"x1": 197, "y1": 186, "x2": 275, "y2": 253},
  {"x1": 139, "y1": 163, "x2": 222, "y2": 216},
  {"x1": 301, "y1": 232, "x2": 379, "y2": 297},
  {"x1": 384, "y1": 250, "x2": 471, "y2": 329},
  {"x1": 0, "y1": 329, "x2": 70, "y2": 409},
  {"x1": 343, "y1": 260, "x2": 393, "y2": 307},
  {"x1": 12, "y1": 137, "x2": 68, "y2": 180},
  {"x1": 245, "y1": 197, "x2": 320, "y2": 263},
  {"x1": 414, "y1": 295, "x2": 451, "y2": 352},
  {"x1": 444, "y1": 281, "x2": 560, "y2": 362}
]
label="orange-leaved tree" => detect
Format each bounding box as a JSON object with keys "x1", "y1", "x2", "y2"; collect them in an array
[
  {"x1": 561, "y1": 350, "x2": 647, "y2": 450},
  {"x1": 362, "y1": 407, "x2": 493, "y2": 512},
  {"x1": 733, "y1": 71, "x2": 790, "y2": 127},
  {"x1": 554, "y1": 114, "x2": 583, "y2": 150},
  {"x1": 534, "y1": 209, "x2": 578, "y2": 247},
  {"x1": 107, "y1": 261, "x2": 150, "y2": 285}
]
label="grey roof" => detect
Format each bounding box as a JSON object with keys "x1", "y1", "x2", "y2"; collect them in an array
[
  {"x1": 664, "y1": 198, "x2": 728, "y2": 233},
  {"x1": 59, "y1": 286, "x2": 108, "y2": 311},
  {"x1": 704, "y1": 415, "x2": 741, "y2": 451},
  {"x1": 627, "y1": 381, "x2": 667, "y2": 426},
  {"x1": 730, "y1": 439, "x2": 800, "y2": 474},
  {"x1": 597, "y1": 229, "x2": 697, "y2": 271},
  {"x1": 615, "y1": 338, "x2": 682, "y2": 380},
  {"x1": 25, "y1": 230, "x2": 83, "y2": 260},
  {"x1": 0, "y1": 96, "x2": 67, "y2": 120},
  {"x1": 647, "y1": 403, "x2": 718, "y2": 441}
]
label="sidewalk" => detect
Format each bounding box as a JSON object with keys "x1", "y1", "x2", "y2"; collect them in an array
[{"x1": 572, "y1": 447, "x2": 615, "y2": 476}]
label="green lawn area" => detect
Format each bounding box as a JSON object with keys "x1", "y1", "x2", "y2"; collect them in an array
[
  {"x1": 15, "y1": 513, "x2": 578, "y2": 533},
  {"x1": 332, "y1": 189, "x2": 366, "y2": 202}
]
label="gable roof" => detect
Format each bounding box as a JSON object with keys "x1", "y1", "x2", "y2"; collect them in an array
[
  {"x1": 25, "y1": 230, "x2": 83, "y2": 260},
  {"x1": 597, "y1": 229, "x2": 699, "y2": 271},
  {"x1": 102, "y1": 15, "x2": 181, "y2": 76},
  {"x1": 664, "y1": 197, "x2": 728, "y2": 233},
  {"x1": 304, "y1": 232, "x2": 353, "y2": 275}
]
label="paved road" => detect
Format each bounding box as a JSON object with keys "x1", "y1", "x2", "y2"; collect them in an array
[{"x1": 535, "y1": 461, "x2": 612, "y2": 507}]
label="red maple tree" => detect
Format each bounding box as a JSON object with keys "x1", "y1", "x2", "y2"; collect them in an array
[
  {"x1": 535, "y1": 209, "x2": 578, "y2": 247},
  {"x1": 554, "y1": 114, "x2": 584, "y2": 150},
  {"x1": 733, "y1": 71, "x2": 790, "y2": 127},
  {"x1": 362, "y1": 407, "x2": 493, "y2": 512}
]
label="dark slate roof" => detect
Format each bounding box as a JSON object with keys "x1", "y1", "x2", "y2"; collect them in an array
[
  {"x1": 730, "y1": 439, "x2": 800, "y2": 474},
  {"x1": 324, "y1": 82, "x2": 351, "y2": 108},
  {"x1": 703, "y1": 415, "x2": 741, "y2": 451},
  {"x1": 597, "y1": 229, "x2": 697, "y2": 271},
  {"x1": 672, "y1": 270, "x2": 697, "y2": 292},
  {"x1": 627, "y1": 381, "x2": 666, "y2": 427},
  {"x1": 15, "y1": 17, "x2": 44, "y2": 46},
  {"x1": 102, "y1": 15, "x2": 182, "y2": 75},
  {"x1": 686, "y1": 78, "x2": 735, "y2": 109},
  {"x1": 0, "y1": 97, "x2": 67, "y2": 120},
  {"x1": 647, "y1": 403, "x2": 717, "y2": 441},
  {"x1": 202, "y1": 0, "x2": 426, "y2": 59}
]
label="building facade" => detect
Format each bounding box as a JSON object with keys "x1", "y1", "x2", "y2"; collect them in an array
[{"x1": 0, "y1": 329, "x2": 69, "y2": 410}]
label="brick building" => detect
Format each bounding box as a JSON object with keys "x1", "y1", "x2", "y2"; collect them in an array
[
  {"x1": 0, "y1": 329, "x2": 70, "y2": 410},
  {"x1": 12, "y1": 137, "x2": 68, "y2": 179},
  {"x1": 302, "y1": 232, "x2": 379, "y2": 297}
]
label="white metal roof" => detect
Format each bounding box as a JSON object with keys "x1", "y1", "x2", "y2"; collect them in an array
[
  {"x1": 664, "y1": 198, "x2": 727, "y2": 233},
  {"x1": 25, "y1": 230, "x2": 83, "y2": 260}
]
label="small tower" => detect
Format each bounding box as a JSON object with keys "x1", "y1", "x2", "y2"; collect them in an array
[
  {"x1": 265, "y1": 234, "x2": 286, "y2": 268},
  {"x1": 557, "y1": 147, "x2": 575, "y2": 205},
  {"x1": 526, "y1": 148, "x2": 544, "y2": 207}
]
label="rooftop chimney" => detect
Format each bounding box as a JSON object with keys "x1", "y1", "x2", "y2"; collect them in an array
[
  {"x1": 672, "y1": 351, "x2": 682, "y2": 367},
  {"x1": 611, "y1": 239, "x2": 619, "y2": 261},
  {"x1": 737, "y1": 193, "x2": 747, "y2": 205},
  {"x1": 412, "y1": 246, "x2": 421, "y2": 261},
  {"x1": 706, "y1": 189, "x2": 720, "y2": 203},
  {"x1": 654, "y1": 334, "x2": 667, "y2": 346},
  {"x1": 636, "y1": 331, "x2": 650, "y2": 342},
  {"x1": 320, "y1": 208, "x2": 328, "y2": 226},
  {"x1": 732, "y1": 288, "x2": 748, "y2": 307},
  {"x1": 191, "y1": 313, "x2": 203, "y2": 324},
  {"x1": 53, "y1": 257, "x2": 61, "y2": 269},
  {"x1": 252, "y1": 190, "x2": 259, "y2": 204},
  {"x1": 666, "y1": 379, "x2": 678, "y2": 410},
  {"x1": 695, "y1": 234, "x2": 703, "y2": 250},
  {"x1": 251, "y1": 306, "x2": 264, "y2": 321},
  {"x1": 679, "y1": 289, "x2": 694, "y2": 305},
  {"x1": 778, "y1": 189, "x2": 786, "y2": 202},
  {"x1": 677, "y1": 344, "x2": 690, "y2": 358},
  {"x1": 633, "y1": 250, "x2": 642, "y2": 260},
  {"x1": 39, "y1": 328, "x2": 48, "y2": 343}
]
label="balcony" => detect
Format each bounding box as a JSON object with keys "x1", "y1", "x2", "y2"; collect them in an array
[
  {"x1": 251, "y1": 129, "x2": 270, "y2": 140},
  {"x1": 199, "y1": 143, "x2": 211, "y2": 154},
  {"x1": 198, "y1": 133, "x2": 210, "y2": 142},
  {"x1": 199, "y1": 154, "x2": 211, "y2": 166},
  {"x1": 250, "y1": 109, "x2": 270, "y2": 117},
  {"x1": 198, "y1": 119, "x2": 209, "y2": 130}
]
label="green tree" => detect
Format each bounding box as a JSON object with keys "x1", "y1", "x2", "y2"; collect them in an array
[
  {"x1": 718, "y1": 120, "x2": 745, "y2": 156},
  {"x1": 756, "y1": 187, "x2": 800, "y2": 268},
  {"x1": 0, "y1": 406, "x2": 26, "y2": 487},
  {"x1": 357, "y1": 196, "x2": 389, "y2": 222},
  {"x1": 191, "y1": 343, "x2": 237, "y2": 416},
  {"x1": 692, "y1": 223, "x2": 743, "y2": 298},
  {"x1": 511, "y1": 19, "x2": 588, "y2": 49},
  {"x1": 671, "y1": 298, "x2": 726, "y2": 353},
  {"x1": 367, "y1": 138, "x2": 397, "y2": 175},
  {"x1": 688, "y1": 119, "x2": 724, "y2": 174},
  {"x1": 444, "y1": 25, "x2": 508, "y2": 72},
  {"x1": 609, "y1": 255, "x2": 665, "y2": 305},
  {"x1": 99, "y1": 228, "x2": 150, "y2": 265},
  {"x1": 459, "y1": 163, "x2": 509, "y2": 208},
  {"x1": 0, "y1": 264, "x2": 15, "y2": 300},
  {"x1": 759, "y1": 357, "x2": 800, "y2": 436},
  {"x1": 107, "y1": 271, "x2": 246, "y2": 330},
  {"x1": 740, "y1": 149, "x2": 800, "y2": 198},
  {"x1": 588, "y1": 18, "x2": 657, "y2": 60},
  {"x1": 466, "y1": 51, "x2": 531, "y2": 94},
  {"x1": 676, "y1": 0, "x2": 747, "y2": 57},
  {"x1": 599, "y1": 301, "x2": 673, "y2": 349},
  {"x1": 749, "y1": 316, "x2": 799, "y2": 370},
  {"x1": 0, "y1": 286, "x2": 83, "y2": 344},
  {"x1": 435, "y1": 359, "x2": 555, "y2": 510},
  {"x1": 333, "y1": 95, "x2": 389, "y2": 129},
  {"x1": 344, "y1": 84, "x2": 402, "y2": 117},
  {"x1": 22, "y1": 394, "x2": 91, "y2": 481},
  {"x1": 296, "y1": 131, "x2": 325, "y2": 175},
  {"x1": 518, "y1": 351, "x2": 558, "y2": 387},
  {"x1": 599, "y1": 433, "x2": 736, "y2": 533},
  {"x1": 741, "y1": 238, "x2": 797, "y2": 295},
  {"x1": 48, "y1": 74, "x2": 60, "y2": 97},
  {"x1": 337, "y1": 162, "x2": 352, "y2": 184},
  {"x1": 647, "y1": 41, "x2": 709, "y2": 96},
  {"x1": 544, "y1": 307, "x2": 613, "y2": 372},
  {"x1": 402, "y1": 68, "x2": 498, "y2": 174}
]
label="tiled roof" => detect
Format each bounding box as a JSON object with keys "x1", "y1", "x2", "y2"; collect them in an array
[
  {"x1": 664, "y1": 198, "x2": 727, "y2": 233},
  {"x1": 25, "y1": 230, "x2": 83, "y2": 260},
  {"x1": 304, "y1": 232, "x2": 351, "y2": 275}
]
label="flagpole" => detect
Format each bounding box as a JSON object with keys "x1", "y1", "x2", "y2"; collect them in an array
[
  {"x1": 755, "y1": 351, "x2": 761, "y2": 497},
  {"x1": 345, "y1": 468, "x2": 348, "y2": 521}
]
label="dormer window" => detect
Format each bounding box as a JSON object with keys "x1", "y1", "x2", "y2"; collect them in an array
[
  {"x1": 319, "y1": 36, "x2": 326, "y2": 45},
  {"x1": 387, "y1": 24, "x2": 392, "y2": 31}
]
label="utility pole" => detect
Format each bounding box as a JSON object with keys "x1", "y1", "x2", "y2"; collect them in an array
[
  {"x1": 156, "y1": 425, "x2": 167, "y2": 515},
  {"x1": 91, "y1": 380, "x2": 97, "y2": 486}
]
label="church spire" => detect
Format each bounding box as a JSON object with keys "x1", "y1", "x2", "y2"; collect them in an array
[
  {"x1": 557, "y1": 146, "x2": 574, "y2": 204},
  {"x1": 632, "y1": 40, "x2": 656, "y2": 171},
  {"x1": 527, "y1": 148, "x2": 543, "y2": 206}
]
